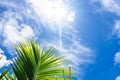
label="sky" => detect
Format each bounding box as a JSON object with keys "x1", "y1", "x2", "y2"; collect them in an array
[{"x1": 0, "y1": 0, "x2": 120, "y2": 80}]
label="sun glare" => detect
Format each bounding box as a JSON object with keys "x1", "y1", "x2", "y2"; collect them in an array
[
  {"x1": 29, "y1": 0, "x2": 75, "y2": 47},
  {"x1": 29, "y1": 0, "x2": 74, "y2": 26},
  {"x1": 51, "y1": 1, "x2": 67, "y2": 24}
]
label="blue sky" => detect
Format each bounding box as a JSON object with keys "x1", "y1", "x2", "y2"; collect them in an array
[{"x1": 0, "y1": 0, "x2": 120, "y2": 80}]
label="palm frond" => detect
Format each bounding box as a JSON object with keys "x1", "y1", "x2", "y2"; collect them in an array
[
  {"x1": 0, "y1": 67, "x2": 11, "y2": 80},
  {"x1": 0, "y1": 57, "x2": 11, "y2": 80},
  {"x1": 0, "y1": 56, "x2": 2, "y2": 59},
  {"x1": 0, "y1": 70, "x2": 17, "y2": 80},
  {"x1": 12, "y1": 40, "x2": 66, "y2": 80}
]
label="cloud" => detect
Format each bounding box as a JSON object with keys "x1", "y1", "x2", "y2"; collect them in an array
[
  {"x1": 2, "y1": 18, "x2": 35, "y2": 44},
  {"x1": 0, "y1": 13, "x2": 35, "y2": 54},
  {"x1": 112, "y1": 20, "x2": 120, "y2": 80},
  {"x1": 113, "y1": 20, "x2": 120, "y2": 66},
  {"x1": 0, "y1": 0, "x2": 36, "y2": 54},
  {"x1": 0, "y1": 48, "x2": 11, "y2": 68},
  {"x1": 91, "y1": 0, "x2": 120, "y2": 16},
  {"x1": 0, "y1": 49, "x2": 4, "y2": 53},
  {"x1": 91, "y1": 0, "x2": 120, "y2": 61},
  {"x1": 48, "y1": 40, "x2": 93, "y2": 65},
  {"x1": 116, "y1": 76, "x2": 120, "y2": 80},
  {"x1": 112, "y1": 20, "x2": 120, "y2": 38},
  {"x1": 114, "y1": 52, "x2": 120, "y2": 66}
]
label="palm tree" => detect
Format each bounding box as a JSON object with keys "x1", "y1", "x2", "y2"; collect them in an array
[{"x1": 12, "y1": 40, "x2": 65, "y2": 80}]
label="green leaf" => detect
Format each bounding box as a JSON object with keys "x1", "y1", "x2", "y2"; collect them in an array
[
  {"x1": 12, "y1": 40, "x2": 66, "y2": 80},
  {"x1": 0, "y1": 67, "x2": 11, "y2": 79}
]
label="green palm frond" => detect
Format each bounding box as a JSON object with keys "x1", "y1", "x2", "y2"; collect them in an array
[
  {"x1": 0, "y1": 57, "x2": 11, "y2": 80},
  {"x1": 12, "y1": 40, "x2": 66, "y2": 80},
  {"x1": 0, "y1": 67, "x2": 11, "y2": 79},
  {"x1": 0, "y1": 69, "x2": 17, "y2": 80},
  {"x1": 0, "y1": 57, "x2": 1, "y2": 59}
]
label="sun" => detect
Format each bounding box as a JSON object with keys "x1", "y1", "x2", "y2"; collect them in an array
[
  {"x1": 28, "y1": 0, "x2": 74, "y2": 27},
  {"x1": 50, "y1": 0, "x2": 67, "y2": 24},
  {"x1": 28, "y1": 0, "x2": 75, "y2": 47}
]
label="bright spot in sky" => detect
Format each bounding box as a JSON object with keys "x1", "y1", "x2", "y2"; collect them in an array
[
  {"x1": 28, "y1": 0, "x2": 75, "y2": 29},
  {"x1": 28, "y1": 0, "x2": 75, "y2": 47}
]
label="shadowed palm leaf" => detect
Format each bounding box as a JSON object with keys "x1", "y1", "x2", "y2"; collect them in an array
[{"x1": 12, "y1": 40, "x2": 65, "y2": 80}]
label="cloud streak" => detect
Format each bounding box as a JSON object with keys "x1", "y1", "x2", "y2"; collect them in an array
[
  {"x1": 113, "y1": 20, "x2": 120, "y2": 38},
  {"x1": 114, "y1": 52, "x2": 120, "y2": 66},
  {"x1": 91, "y1": 0, "x2": 120, "y2": 16}
]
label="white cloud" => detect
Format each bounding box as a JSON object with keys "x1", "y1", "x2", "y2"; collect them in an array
[
  {"x1": 116, "y1": 76, "x2": 120, "y2": 80},
  {"x1": 0, "y1": 48, "x2": 4, "y2": 53},
  {"x1": 67, "y1": 12, "x2": 75, "y2": 22},
  {"x1": 0, "y1": 48, "x2": 11, "y2": 68},
  {"x1": 3, "y1": 18, "x2": 35, "y2": 44},
  {"x1": 0, "y1": 8, "x2": 35, "y2": 54},
  {"x1": 113, "y1": 20, "x2": 120, "y2": 38},
  {"x1": 113, "y1": 20, "x2": 120, "y2": 79},
  {"x1": 91, "y1": 0, "x2": 120, "y2": 16},
  {"x1": 114, "y1": 52, "x2": 120, "y2": 65},
  {"x1": 0, "y1": 15, "x2": 35, "y2": 54}
]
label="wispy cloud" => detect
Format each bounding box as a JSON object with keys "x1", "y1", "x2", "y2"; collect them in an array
[
  {"x1": 0, "y1": 48, "x2": 11, "y2": 68},
  {"x1": 113, "y1": 20, "x2": 120, "y2": 38},
  {"x1": 46, "y1": 39, "x2": 94, "y2": 68},
  {"x1": 0, "y1": 0, "x2": 35, "y2": 54},
  {"x1": 114, "y1": 52, "x2": 120, "y2": 66},
  {"x1": 91, "y1": 0, "x2": 120, "y2": 16},
  {"x1": 0, "y1": 16, "x2": 35, "y2": 54}
]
